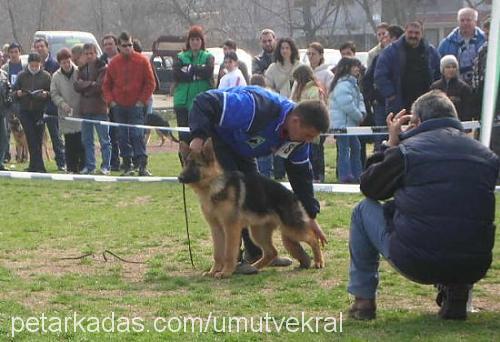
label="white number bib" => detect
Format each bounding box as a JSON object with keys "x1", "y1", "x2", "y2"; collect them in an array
[{"x1": 274, "y1": 141, "x2": 300, "y2": 158}]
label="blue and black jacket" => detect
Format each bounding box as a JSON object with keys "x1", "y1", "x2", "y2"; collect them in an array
[
  {"x1": 189, "y1": 86, "x2": 319, "y2": 218},
  {"x1": 360, "y1": 117, "x2": 498, "y2": 284}
]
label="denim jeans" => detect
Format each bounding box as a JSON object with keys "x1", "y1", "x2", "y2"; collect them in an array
[
  {"x1": 45, "y1": 114, "x2": 66, "y2": 168},
  {"x1": 81, "y1": 113, "x2": 111, "y2": 171},
  {"x1": 336, "y1": 135, "x2": 362, "y2": 182},
  {"x1": 146, "y1": 96, "x2": 153, "y2": 115},
  {"x1": 348, "y1": 198, "x2": 391, "y2": 299},
  {"x1": 0, "y1": 113, "x2": 8, "y2": 166},
  {"x1": 257, "y1": 154, "x2": 273, "y2": 178},
  {"x1": 114, "y1": 105, "x2": 146, "y2": 159}
]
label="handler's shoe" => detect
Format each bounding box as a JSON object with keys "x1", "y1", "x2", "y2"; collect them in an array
[
  {"x1": 348, "y1": 298, "x2": 376, "y2": 320},
  {"x1": 234, "y1": 261, "x2": 259, "y2": 275},
  {"x1": 243, "y1": 251, "x2": 293, "y2": 267},
  {"x1": 437, "y1": 284, "x2": 470, "y2": 320},
  {"x1": 269, "y1": 257, "x2": 293, "y2": 267}
]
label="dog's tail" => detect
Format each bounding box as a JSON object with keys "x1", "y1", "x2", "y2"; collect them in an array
[{"x1": 146, "y1": 111, "x2": 180, "y2": 143}]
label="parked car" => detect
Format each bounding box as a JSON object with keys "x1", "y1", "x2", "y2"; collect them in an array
[
  {"x1": 143, "y1": 51, "x2": 174, "y2": 95},
  {"x1": 206, "y1": 47, "x2": 253, "y2": 82},
  {"x1": 33, "y1": 31, "x2": 102, "y2": 56}
]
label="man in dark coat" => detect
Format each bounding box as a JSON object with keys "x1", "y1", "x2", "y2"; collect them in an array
[
  {"x1": 347, "y1": 90, "x2": 498, "y2": 321},
  {"x1": 375, "y1": 21, "x2": 440, "y2": 115}
]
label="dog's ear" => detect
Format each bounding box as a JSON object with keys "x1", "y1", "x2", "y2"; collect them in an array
[
  {"x1": 202, "y1": 138, "x2": 215, "y2": 163},
  {"x1": 179, "y1": 141, "x2": 190, "y2": 163}
]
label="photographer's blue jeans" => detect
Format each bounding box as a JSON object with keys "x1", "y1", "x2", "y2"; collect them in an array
[
  {"x1": 348, "y1": 198, "x2": 391, "y2": 299},
  {"x1": 81, "y1": 114, "x2": 111, "y2": 171},
  {"x1": 336, "y1": 135, "x2": 362, "y2": 182},
  {"x1": 114, "y1": 105, "x2": 146, "y2": 159}
]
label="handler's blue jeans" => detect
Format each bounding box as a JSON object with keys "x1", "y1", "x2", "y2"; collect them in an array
[{"x1": 348, "y1": 198, "x2": 391, "y2": 299}]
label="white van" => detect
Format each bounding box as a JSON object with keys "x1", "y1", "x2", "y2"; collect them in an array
[{"x1": 33, "y1": 31, "x2": 102, "y2": 56}]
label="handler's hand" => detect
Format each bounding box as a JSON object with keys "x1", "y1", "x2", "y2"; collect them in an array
[
  {"x1": 386, "y1": 109, "x2": 412, "y2": 147},
  {"x1": 189, "y1": 137, "x2": 204, "y2": 154},
  {"x1": 309, "y1": 219, "x2": 327, "y2": 247}
]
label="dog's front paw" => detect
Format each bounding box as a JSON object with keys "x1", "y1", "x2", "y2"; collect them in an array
[
  {"x1": 314, "y1": 258, "x2": 325, "y2": 269},
  {"x1": 214, "y1": 271, "x2": 233, "y2": 279}
]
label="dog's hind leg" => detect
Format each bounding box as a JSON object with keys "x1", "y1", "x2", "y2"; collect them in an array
[
  {"x1": 281, "y1": 233, "x2": 311, "y2": 269},
  {"x1": 249, "y1": 224, "x2": 278, "y2": 269}
]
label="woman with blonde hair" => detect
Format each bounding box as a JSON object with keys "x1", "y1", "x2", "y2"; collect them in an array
[{"x1": 291, "y1": 64, "x2": 326, "y2": 182}]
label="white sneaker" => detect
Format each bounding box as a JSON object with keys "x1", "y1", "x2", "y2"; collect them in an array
[{"x1": 100, "y1": 168, "x2": 111, "y2": 176}]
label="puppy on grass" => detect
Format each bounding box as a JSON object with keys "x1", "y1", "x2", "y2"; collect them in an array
[{"x1": 178, "y1": 138, "x2": 324, "y2": 279}]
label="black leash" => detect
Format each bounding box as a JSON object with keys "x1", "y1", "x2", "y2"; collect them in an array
[
  {"x1": 182, "y1": 182, "x2": 196, "y2": 268},
  {"x1": 59, "y1": 250, "x2": 145, "y2": 264}
]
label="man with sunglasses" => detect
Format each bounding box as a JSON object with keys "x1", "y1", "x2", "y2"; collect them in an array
[{"x1": 103, "y1": 32, "x2": 155, "y2": 176}]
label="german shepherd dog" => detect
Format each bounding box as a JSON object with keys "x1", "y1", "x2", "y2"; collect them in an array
[
  {"x1": 8, "y1": 115, "x2": 28, "y2": 163},
  {"x1": 178, "y1": 139, "x2": 324, "y2": 279},
  {"x1": 9, "y1": 114, "x2": 51, "y2": 163},
  {"x1": 144, "y1": 111, "x2": 179, "y2": 146}
]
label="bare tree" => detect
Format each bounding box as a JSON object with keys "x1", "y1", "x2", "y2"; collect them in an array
[
  {"x1": 354, "y1": 0, "x2": 378, "y2": 33},
  {"x1": 5, "y1": 0, "x2": 20, "y2": 43},
  {"x1": 253, "y1": 0, "x2": 346, "y2": 42},
  {"x1": 38, "y1": 0, "x2": 46, "y2": 30},
  {"x1": 465, "y1": 0, "x2": 487, "y2": 8}
]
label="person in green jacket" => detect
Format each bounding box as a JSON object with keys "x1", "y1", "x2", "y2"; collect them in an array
[{"x1": 173, "y1": 25, "x2": 214, "y2": 143}]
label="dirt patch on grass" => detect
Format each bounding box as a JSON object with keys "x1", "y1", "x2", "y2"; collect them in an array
[{"x1": 116, "y1": 195, "x2": 152, "y2": 208}]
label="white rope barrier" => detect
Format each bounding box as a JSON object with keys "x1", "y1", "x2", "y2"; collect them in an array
[
  {"x1": 1, "y1": 171, "x2": 499, "y2": 193},
  {"x1": 44, "y1": 115, "x2": 483, "y2": 136}
]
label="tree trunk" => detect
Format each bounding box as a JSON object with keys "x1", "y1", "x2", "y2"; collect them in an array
[{"x1": 6, "y1": 0, "x2": 20, "y2": 43}]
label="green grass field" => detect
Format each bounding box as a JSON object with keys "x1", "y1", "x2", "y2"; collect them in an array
[{"x1": 0, "y1": 143, "x2": 499, "y2": 341}]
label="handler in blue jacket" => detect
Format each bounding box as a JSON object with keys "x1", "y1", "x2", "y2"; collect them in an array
[{"x1": 188, "y1": 86, "x2": 329, "y2": 274}]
